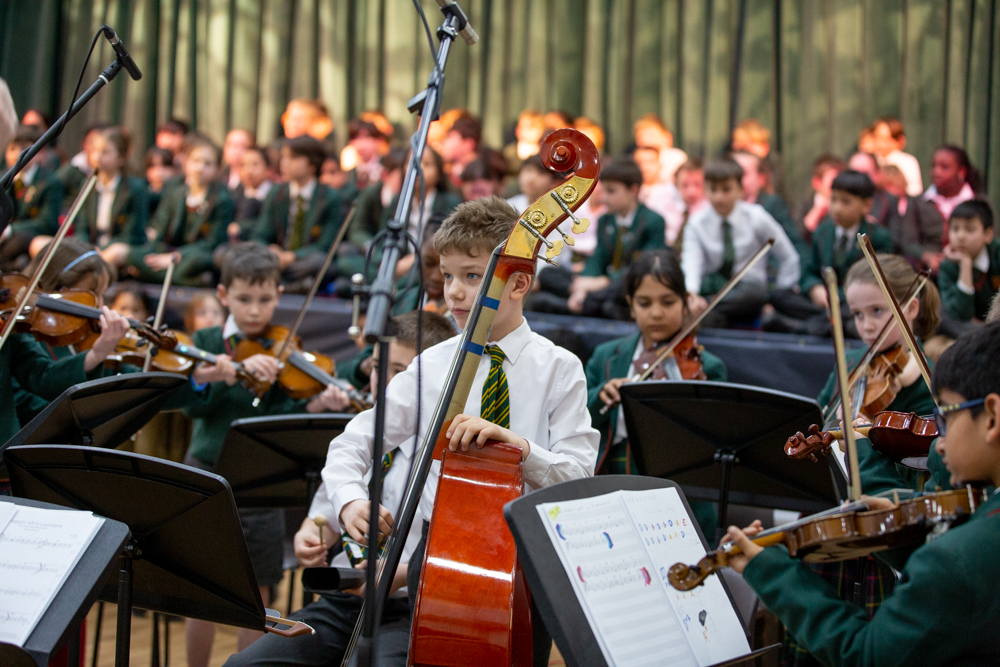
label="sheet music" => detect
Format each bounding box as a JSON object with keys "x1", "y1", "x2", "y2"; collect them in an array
[
  {"x1": 621, "y1": 489, "x2": 751, "y2": 666},
  {"x1": 538, "y1": 493, "x2": 698, "y2": 667},
  {"x1": 0, "y1": 502, "x2": 104, "y2": 646}
]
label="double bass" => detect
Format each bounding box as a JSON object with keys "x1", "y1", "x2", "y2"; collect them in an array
[{"x1": 341, "y1": 129, "x2": 600, "y2": 667}]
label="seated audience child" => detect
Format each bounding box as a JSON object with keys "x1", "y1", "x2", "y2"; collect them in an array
[
  {"x1": 251, "y1": 136, "x2": 345, "y2": 291},
  {"x1": 395, "y1": 215, "x2": 449, "y2": 316},
  {"x1": 231, "y1": 146, "x2": 272, "y2": 230},
  {"x1": 127, "y1": 138, "x2": 233, "y2": 286},
  {"x1": 339, "y1": 148, "x2": 406, "y2": 284},
  {"x1": 924, "y1": 145, "x2": 979, "y2": 243},
  {"x1": 939, "y1": 200, "x2": 999, "y2": 334},
  {"x1": 459, "y1": 155, "x2": 505, "y2": 201},
  {"x1": 55, "y1": 121, "x2": 111, "y2": 207},
  {"x1": 871, "y1": 116, "x2": 923, "y2": 196},
  {"x1": 184, "y1": 290, "x2": 226, "y2": 333},
  {"x1": 144, "y1": 146, "x2": 178, "y2": 215},
  {"x1": 321, "y1": 196, "x2": 598, "y2": 667},
  {"x1": 180, "y1": 243, "x2": 351, "y2": 666},
  {"x1": 634, "y1": 145, "x2": 683, "y2": 236},
  {"x1": 672, "y1": 158, "x2": 708, "y2": 250},
  {"x1": 732, "y1": 149, "x2": 808, "y2": 261},
  {"x1": 586, "y1": 249, "x2": 725, "y2": 535},
  {"x1": 502, "y1": 108, "x2": 545, "y2": 176},
  {"x1": 281, "y1": 98, "x2": 334, "y2": 142},
  {"x1": 633, "y1": 113, "x2": 687, "y2": 184},
  {"x1": 155, "y1": 119, "x2": 188, "y2": 159},
  {"x1": 728, "y1": 321, "x2": 1000, "y2": 667},
  {"x1": 0, "y1": 125, "x2": 63, "y2": 270},
  {"x1": 506, "y1": 154, "x2": 563, "y2": 215},
  {"x1": 221, "y1": 309, "x2": 456, "y2": 667},
  {"x1": 342, "y1": 117, "x2": 387, "y2": 190},
  {"x1": 221, "y1": 128, "x2": 254, "y2": 191},
  {"x1": 796, "y1": 154, "x2": 844, "y2": 240},
  {"x1": 681, "y1": 156, "x2": 799, "y2": 328},
  {"x1": 440, "y1": 113, "x2": 481, "y2": 188},
  {"x1": 107, "y1": 282, "x2": 152, "y2": 323},
  {"x1": 770, "y1": 171, "x2": 893, "y2": 336},
  {"x1": 69, "y1": 128, "x2": 148, "y2": 271}
]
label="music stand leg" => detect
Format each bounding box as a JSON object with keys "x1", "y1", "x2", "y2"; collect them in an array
[
  {"x1": 91, "y1": 601, "x2": 104, "y2": 667},
  {"x1": 715, "y1": 450, "x2": 738, "y2": 544},
  {"x1": 115, "y1": 546, "x2": 135, "y2": 667}
]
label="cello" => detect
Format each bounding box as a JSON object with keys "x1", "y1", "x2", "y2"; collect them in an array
[{"x1": 341, "y1": 129, "x2": 599, "y2": 667}]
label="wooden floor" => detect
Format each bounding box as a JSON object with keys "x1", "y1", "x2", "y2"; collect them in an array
[{"x1": 84, "y1": 567, "x2": 565, "y2": 666}]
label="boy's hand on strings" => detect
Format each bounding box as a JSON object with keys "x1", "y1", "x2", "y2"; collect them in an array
[
  {"x1": 340, "y1": 499, "x2": 393, "y2": 546},
  {"x1": 809, "y1": 284, "x2": 830, "y2": 309},
  {"x1": 241, "y1": 353, "x2": 280, "y2": 385},
  {"x1": 446, "y1": 414, "x2": 530, "y2": 461},
  {"x1": 192, "y1": 354, "x2": 238, "y2": 386},
  {"x1": 724, "y1": 521, "x2": 765, "y2": 574},
  {"x1": 599, "y1": 378, "x2": 629, "y2": 406},
  {"x1": 307, "y1": 384, "x2": 352, "y2": 413},
  {"x1": 83, "y1": 307, "x2": 131, "y2": 371},
  {"x1": 293, "y1": 522, "x2": 329, "y2": 568}
]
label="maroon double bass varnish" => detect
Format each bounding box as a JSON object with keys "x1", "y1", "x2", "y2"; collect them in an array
[{"x1": 408, "y1": 129, "x2": 600, "y2": 667}]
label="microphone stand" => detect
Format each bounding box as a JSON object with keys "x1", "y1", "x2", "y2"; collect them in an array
[
  {"x1": 354, "y1": 3, "x2": 472, "y2": 666},
  {"x1": 0, "y1": 59, "x2": 126, "y2": 231}
]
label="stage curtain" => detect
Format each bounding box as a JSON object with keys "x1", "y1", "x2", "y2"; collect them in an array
[{"x1": 1, "y1": 0, "x2": 997, "y2": 200}]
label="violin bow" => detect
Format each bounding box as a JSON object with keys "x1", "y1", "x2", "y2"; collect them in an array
[
  {"x1": 857, "y1": 234, "x2": 937, "y2": 407},
  {"x1": 143, "y1": 254, "x2": 176, "y2": 372},
  {"x1": 274, "y1": 202, "x2": 356, "y2": 363},
  {"x1": 0, "y1": 174, "x2": 98, "y2": 354},
  {"x1": 822, "y1": 271, "x2": 929, "y2": 423},
  {"x1": 599, "y1": 238, "x2": 775, "y2": 415},
  {"x1": 825, "y1": 266, "x2": 862, "y2": 501}
]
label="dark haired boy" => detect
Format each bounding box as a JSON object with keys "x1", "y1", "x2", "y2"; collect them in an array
[
  {"x1": 939, "y1": 199, "x2": 999, "y2": 332},
  {"x1": 681, "y1": 156, "x2": 800, "y2": 328},
  {"x1": 0, "y1": 125, "x2": 64, "y2": 270},
  {"x1": 797, "y1": 154, "x2": 844, "y2": 240},
  {"x1": 441, "y1": 114, "x2": 481, "y2": 188},
  {"x1": 252, "y1": 135, "x2": 346, "y2": 291},
  {"x1": 726, "y1": 321, "x2": 1000, "y2": 666},
  {"x1": 182, "y1": 241, "x2": 351, "y2": 658}
]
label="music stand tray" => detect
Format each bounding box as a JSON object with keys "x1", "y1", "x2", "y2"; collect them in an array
[
  {"x1": 619, "y1": 381, "x2": 842, "y2": 530},
  {"x1": 0, "y1": 497, "x2": 129, "y2": 667},
  {"x1": 503, "y1": 476, "x2": 779, "y2": 667},
  {"x1": 2, "y1": 372, "x2": 189, "y2": 454},
  {"x1": 213, "y1": 414, "x2": 353, "y2": 508},
  {"x1": 4, "y1": 445, "x2": 270, "y2": 667}
]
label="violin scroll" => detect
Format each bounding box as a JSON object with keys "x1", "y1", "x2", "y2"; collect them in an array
[
  {"x1": 667, "y1": 554, "x2": 725, "y2": 592},
  {"x1": 784, "y1": 424, "x2": 836, "y2": 462}
]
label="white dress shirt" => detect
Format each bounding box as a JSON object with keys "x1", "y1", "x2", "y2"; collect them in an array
[
  {"x1": 322, "y1": 318, "x2": 599, "y2": 526},
  {"x1": 955, "y1": 247, "x2": 991, "y2": 295},
  {"x1": 885, "y1": 150, "x2": 923, "y2": 197},
  {"x1": 94, "y1": 174, "x2": 121, "y2": 247},
  {"x1": 680, "y1": 199, "x2": 800, "y2": 294}
]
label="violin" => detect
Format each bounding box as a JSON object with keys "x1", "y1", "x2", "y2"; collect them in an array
[
  {"x1": 233, "y1": 325, "x2": 372, "y2": 411},
  {"x1": 634, "y1": 333, "x2": 706, "y2": 381},
  {"x1": 785, "y1": 410, "x2": 938, "y2": 464},
  {"x1": 112, "y1": 328, "x2": 196, "y2": 375},
  {"x1": 858, "y1": 345, "x2": 910, "y2": 420},
  {"x1": 667, "y1": 486, "x2": 988, "y2": 591},
  {"x1": 0, "y1": 272, "x2": 174, "y2": 350}
]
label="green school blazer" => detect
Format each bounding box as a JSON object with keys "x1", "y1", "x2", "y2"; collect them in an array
[
  {"x1": 10, "y1": 164, "x2": 62, "y2": 237},
  {"x1": 251, "y1": 182, "x2": 345, "y2": 258},
  {"x1": 581, "y1": 204, "x2": 667, "y2": 278},
  {"x1": 938, "y1": 238, "x2": 1000, "y2": 322},
  {"x1": 800, "y1": 218, "x2": 893, "y2": 297},
  {"x1": 72, "y1": 176, "x2": 148, "y2": 248}
]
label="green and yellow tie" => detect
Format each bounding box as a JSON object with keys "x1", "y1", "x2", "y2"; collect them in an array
[
  {"x1": 480, "y1": 346, "x2": 510, "y2": 429},
  {"x1": 341, "y1": 448, "x2": 396, "y2": 566}
]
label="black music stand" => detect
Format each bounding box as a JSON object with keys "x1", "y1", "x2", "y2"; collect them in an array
[
  {"x1": 0, "y1": 497, "x2": 129, "y2": 667},
  {"x1": 3, "y1": 446, "x2": 277, "y2": 667},
  {"x1": 213, "y1": 414, "x2": 353, "y2": 508},
  {"x1": 503, "y1": 476, "x2": 780, "y2": 667},
  {"x1": 1, "y1": 372, "x2": 189, "y2": 454},
  {"x1": 619, "y1": 381, "x2": 843, "y2": 538}
]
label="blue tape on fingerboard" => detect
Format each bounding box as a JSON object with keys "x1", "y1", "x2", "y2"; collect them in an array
[
  {"x1": 463, "y1": 341, "x2": 485, "y2": 356},
  {"x1": 478, "y1": 295, "x2": 500, "y2": 311}
]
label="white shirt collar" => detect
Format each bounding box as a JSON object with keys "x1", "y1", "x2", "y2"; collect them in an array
[
  {"x1": 974, "y1": 247, "x2": 991, "y2": 273},
  {"x1": 243, "y1": 180, "x2": 272, "y2": 200},
  {"x1": 615, "y1": 205, "x2": 638, "y2": 229},
  {"x1": 835, "y1": 222, "x2": 861, "y2": 240},
  {"x1": 70, "y1": 152, "x2": 92, "y2": 174},
  {"x1": 222, "y1": 314, "x2": 242, "y2": 340},
  {"x1": 289, "y1": 178, "x2": 317, "y2": 201},
  {"x1": 490, "y1": 317, "x2": 532, "y2": 365},
  {"x1": 95, "y1": 173, "x2": 121, "y2": 195},
  {"x1": 186, "y1": 188, "x2": 208, "y2": 209}
]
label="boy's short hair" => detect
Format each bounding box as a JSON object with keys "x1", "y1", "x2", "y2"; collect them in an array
[
  {"x1": 599, "y1": 158, "x2": 643, "y2": 189},
  {"x1": 285, "y1": 135, "x2": 326, "y2": 176},
  {"x1": 220, "y1": 242, "x2": 281, "y2": 288},
  {"x1": 392, "y1": 310, "x2": 456, "y2": 352},
  {"x1": 10, "y1": 124, "x2": 42, "y2": 149},
  {"x1": 460, "y1": 157, "x2": 503, "y2": 183},
  {"x1": 951, "y1": 199, "x2": 994, "y2": 231},
  {"x1": 421, "y1": 213, "x2": 446, "y2": 248},
  {"x1": 876, "y1": 116, "x2": 905, "y2": 140},
  {"x1": 348, "y1": 118, "x2": 384, "y2": 141},
  {"x1": 449, "y1": 115, "x2": 482, "y2": 146},
  {"x1": 434, "y1": 196, "x2": 517, "y2": 257},
  {"x1": 812, "y1": 154, "x2": 844, "y2": 179},
  {"x1": 381, "y1": 147, "x2": 407, "y2": 173},
  {"x1": 675, "y1": 157, "x2": 703, "y2": 178},
  {"x1": 703, "y1": 156, "x2": 744, "y2": 184},
  {"x1": 158, "y1": 118, "x2": 189, "y2": 136},
  {"x1": 184, "y1": 136, "x2": 221, "y2": 165},
  {"x1": 244, "y1": 145, "x2": 270, "y2": 168},
  {"x1": 519, "y1": 154, "x2": 547, "y2": 175},
  {"x1": 831, "y1": 170, "x2": 876, "y2": 199},
  {"x1": 732, "y1": 118, "x2": 771, "y2": 145},
  {"x1": 932, "y1": 321, "x2": 1000, "y2": 412}
]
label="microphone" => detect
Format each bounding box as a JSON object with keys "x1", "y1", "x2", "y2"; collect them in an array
[
  {"x1": 101, "y1": 26, "x2": 143, "y2": 81},
  {"x1": 435, "y1": 0, "x2": 478, "y2": 45}
]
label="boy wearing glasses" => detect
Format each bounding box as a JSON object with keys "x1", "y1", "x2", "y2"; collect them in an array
[{"x1": 725, "y1": 321, "x2": 1000, "y2": 666}]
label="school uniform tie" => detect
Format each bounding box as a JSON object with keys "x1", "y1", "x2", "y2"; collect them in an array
[
  {"x1": 340, "y1": 448, "x2": 397, "y2": 565},
  {"x1": 833, "y1": 231, "x2": 850, "y2": 268},
  {"x1": 288, "y1": 194, "x2": 306, "y2": 250},
  {"x1": 480, "y1": 346, "x2": 510, "y2": 429},
  {"x1": 719, "y1": 219, "x2": 735, "y2": 279},
  {"x1": 12, "y1": 176, "x2": 24, "y2": 199}
]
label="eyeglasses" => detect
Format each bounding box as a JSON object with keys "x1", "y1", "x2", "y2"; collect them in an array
[{"x1": 933, "y1": 398, "x2": 987, "y2": 436}]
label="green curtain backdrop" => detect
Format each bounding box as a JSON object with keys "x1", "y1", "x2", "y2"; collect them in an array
[{"x1": 1, "y1": 0, "x2": 998, "y2": 201}]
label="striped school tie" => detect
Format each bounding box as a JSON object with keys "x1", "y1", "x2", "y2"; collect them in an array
[{"x1": 480, "y1": 346, "x2": 510, "y2": 429}]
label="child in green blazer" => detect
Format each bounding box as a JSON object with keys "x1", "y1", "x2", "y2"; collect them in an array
[
  {"x1": 1, "y1": 125, "x2": 64, "y2": 270},
  {"x1": 727, "y1": 321, "x2": 1000, "y2": 666},
  {"x1": 939, "y1": 200, "x2": 999, "y2": 336},
  {"x1": 126, "y1": 139, "x2": 233, "y2": 286},
  {"x1": 585, "y1": 249, "x2": 725, "y2": 535}
]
